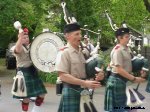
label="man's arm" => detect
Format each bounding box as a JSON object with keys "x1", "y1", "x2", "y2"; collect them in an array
[
  {"x1": 14, "y1": 32, "x2": 24, "y2": 54},
  {"x1": 116, "y1": 66, "x2": 145, "y2": 83},
  {"x1": 113, "y1": 49, "x2": 145, "y2": 83},
  {"x1": 116, "y1": 66, "x2": 135, "y2": 80},
  {"x1": 58, "y1": 72, "x2": 100, "y2": 89}
]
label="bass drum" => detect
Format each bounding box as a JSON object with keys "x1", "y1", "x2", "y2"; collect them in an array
[{"x1": 30, "y1": 32, "x2": 64, "y2": 73}]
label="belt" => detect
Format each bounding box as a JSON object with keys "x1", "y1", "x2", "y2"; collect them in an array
[
  {"x1": 17, "y1": 65, "x2": 35, "y2": 71},
  {"x1": 111, "y1": 72, "x2": 128, "y2": 83},
  {"x1": 63, "y1": 83, "x2": 81, "y2": 89}
]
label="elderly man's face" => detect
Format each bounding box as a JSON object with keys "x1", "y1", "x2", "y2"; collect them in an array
[{"x1": 66, "y1": 30, "x2": 82, "y2": 48}]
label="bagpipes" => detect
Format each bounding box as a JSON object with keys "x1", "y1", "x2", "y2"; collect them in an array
[
  {"x1": 105, "y1": 10, "x2": 149, "y2": 107},
  {"x1": 80, "y1": 30, "x2": 105, "y2": 79}
]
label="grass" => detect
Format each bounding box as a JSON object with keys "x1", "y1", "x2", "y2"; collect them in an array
[{"x1": 0, "y1": 58, "x2": 5, "y2": 66}]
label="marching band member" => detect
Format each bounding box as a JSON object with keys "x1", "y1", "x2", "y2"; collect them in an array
[
  {"x1": 55, "y1": 23, "x2": 104, "y2": 112},
  {"x1": 83, "y1": 35, "x2": 95, "y2": 53},
  {"x1": 12, "y1": 28, "x2": 47, "y2": 112},
  {"x1": 104, "y1": 28, "x2": 145, "y2": 112}
]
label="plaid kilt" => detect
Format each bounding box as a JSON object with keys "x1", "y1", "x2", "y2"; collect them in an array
[
  {"x1": 13, "y1": 65, "x2": 47, "y2": 99},
  {"x1": 146, "y1": 73, "x2": 150, "y2": 93},
  {"x1": 104, "y1": 75, "x2": 127, "y2": 112},
  {"x1": 58, "y1": 87, "x2": 83, "y2": 112}
]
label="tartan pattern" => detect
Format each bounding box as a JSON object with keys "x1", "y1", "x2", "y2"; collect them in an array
[
  {"x1": 104, "y1": 75, "x2": 127, "y2": 112},
  {"x1": 13, "y1": 66, "x2": 47, "y2": 99},
  {"x1": 146, "y1": 73, "x2": 150, "y2": 93},
  {"x1": 58, "y1": 87, "x2": 83, "y2": 112}
]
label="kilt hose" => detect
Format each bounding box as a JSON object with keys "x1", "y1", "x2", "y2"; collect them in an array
[
  {"x1": 13, "y1": 65, "x2": 47, "y2": 99},
  {"x1": 146, "y1": 73, "x2": 150, "y2": 93},
  {"x1": 58, "y1": 87, "x2": 83, "y2": 112},
  {"x1": 104, "y1": 75, "x2": 128, "y2": 112}
]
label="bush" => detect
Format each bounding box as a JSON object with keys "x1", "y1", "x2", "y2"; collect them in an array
[
  {"x1": 99, "y1": 47, "x2": 112, "y2": 68},
  {"x1": 38, "y1": 71, "x2": 58, "y2": 84}
]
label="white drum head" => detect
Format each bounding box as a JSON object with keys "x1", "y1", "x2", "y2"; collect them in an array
[{"x1": 30, "y1": 32, "x2": 64, "y2": 72}]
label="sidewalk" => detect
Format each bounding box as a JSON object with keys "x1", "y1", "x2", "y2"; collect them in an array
[{"x1": 0, "y1": 72, "x2": 150, "y2": 112}]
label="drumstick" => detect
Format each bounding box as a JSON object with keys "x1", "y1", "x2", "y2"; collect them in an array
[{"x1": 14, "y1": 21, "x2": 23, "y2": 33}]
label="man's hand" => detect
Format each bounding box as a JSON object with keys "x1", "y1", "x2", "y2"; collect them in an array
[
  {"x1": 18, "y1": 32, "x2": 25, "y2": 43},
  {"x1": 140, "y1": 70, "x2": 147, "y2": 78},
  {"x1": 82, "y1": 80, "x2": 101, "y2": 89},
  {"x1": 15, "y1": 32, "x2": 25, "y2": 53},
  {"x1": 95, "y1": 71, "x2": 104, "y2": 81},
  {"x1": 133, "y1": 77, "x2": 145, "y2": 83},
  {"x1": 18, "y1": 32, "x2": 24, "y2": 39}
]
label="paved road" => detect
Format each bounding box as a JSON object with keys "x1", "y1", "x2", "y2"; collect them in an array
[{"x1": 0, "y1": 73, "x2": 150, "y2": 112}]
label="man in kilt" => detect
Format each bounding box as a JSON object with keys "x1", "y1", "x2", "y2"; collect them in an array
[
  {"x1": 104, "y1": 28, "x2": 145, "y2": 112},
  {"x1": 13, "y1": 28, "x2": 47, "y2": 112},
  {"x1": 55, "y1": 23, "x2": 104, "y2": 112}
]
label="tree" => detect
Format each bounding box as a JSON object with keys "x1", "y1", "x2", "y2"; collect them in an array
[
  {"x1": 0, "y1": 0, "x2": 150, "y2": 48},
  {"x1": 0, "y1": 0, "x2": 62, "y2": 48},
  {"x1": 92, "y1": 0, "x2": 150, "y2": 46},
  {"x1": 60, "y1": 0, "x2": 150, "y2": 47}
]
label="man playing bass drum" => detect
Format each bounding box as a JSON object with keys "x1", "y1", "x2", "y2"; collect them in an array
[{"x1": 12, "y1": 28, "x2": 47, "y2": 112}]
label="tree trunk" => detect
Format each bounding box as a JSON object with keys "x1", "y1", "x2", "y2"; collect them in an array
[{"x1": 143, "y1": 0, "x2": 150, "y2": 13}]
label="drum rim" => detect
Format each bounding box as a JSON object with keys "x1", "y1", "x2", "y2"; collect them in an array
[{"x1": 30, "y1": 32, "x2": 65, "y2": 73}]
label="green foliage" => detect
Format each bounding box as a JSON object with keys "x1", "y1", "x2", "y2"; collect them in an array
[
  {"x1": 61, "y1": 0, "x2": 150, "y2": 47},
  {"x1": 0, "y1": 0, "x2": 62, "y2": 48},
  {"x1": 0, "y1": 0, "x2": 150, "y2": 48},
  {"x1": 99, "y1": 47, "x2": 113, "y2": 68},
  {"x1": 38, "y1": 71, "x2": 58, "y2": 84},
  {"x1": 93, "y1": 0, "x2": 150, "y2": 46},
  {"x1": 1, "y1": 0, "x2": 150, "y2": 83}
]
